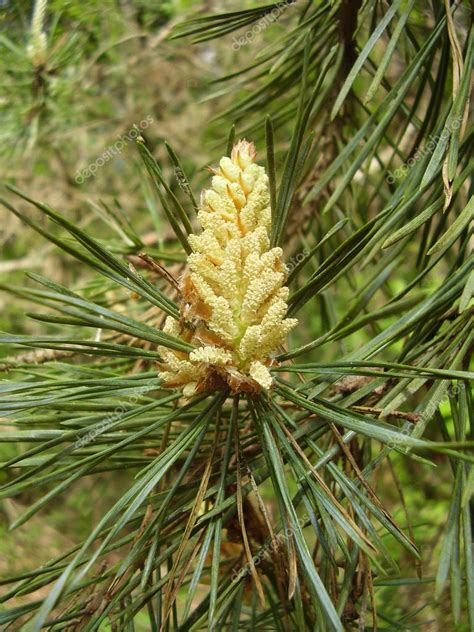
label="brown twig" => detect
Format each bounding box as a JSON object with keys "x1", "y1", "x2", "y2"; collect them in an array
[
  {"x1": 350, "y1": 405, "x2": 420, "y2": 423},
  {"x1": 130, "y1": 252, "x2": 181, "y2": 292}
]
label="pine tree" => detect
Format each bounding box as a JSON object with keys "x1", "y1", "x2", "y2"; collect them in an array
[{"x1": 0, "y1": 1, "x2": 473, "y2": 630}]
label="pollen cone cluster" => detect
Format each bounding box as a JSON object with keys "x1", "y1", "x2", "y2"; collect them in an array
[{"x1": 158, "y1": 140, "x2": 297, "y2": 396}]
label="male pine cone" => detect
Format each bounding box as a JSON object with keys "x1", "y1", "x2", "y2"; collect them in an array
[{"x1": 158, "y1": 140, "x2": 297, "y2": 396}]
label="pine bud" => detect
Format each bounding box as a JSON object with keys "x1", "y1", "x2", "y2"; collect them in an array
[{"x1": 158, "y1": 140, "x2": 297, "y2": 395}]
